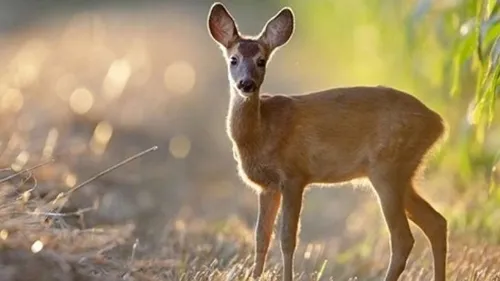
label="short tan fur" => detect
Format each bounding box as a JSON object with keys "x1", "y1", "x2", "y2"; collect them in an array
[{"x1": 207, "y1": 3, "x2": 448, "y2": 281}]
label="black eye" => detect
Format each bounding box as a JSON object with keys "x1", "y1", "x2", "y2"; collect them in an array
[
  {"x1": 230, "y1": 57, "x2": 238, "y2": 66},
  {"x1": 257, "y1": 59, "x2": 266, "y2": 67}
]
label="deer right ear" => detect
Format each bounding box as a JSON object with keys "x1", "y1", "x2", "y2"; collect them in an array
[
  {"x1": 207, "y1": 2, "x2": 239, "y2": 48},
  {"x1": 259, "y1": 7, "x2": 294, "y2": 51}
]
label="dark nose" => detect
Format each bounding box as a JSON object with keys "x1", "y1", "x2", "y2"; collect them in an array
[{"x1": 237, "y1": 79, "x2": 256, "y2": 93}]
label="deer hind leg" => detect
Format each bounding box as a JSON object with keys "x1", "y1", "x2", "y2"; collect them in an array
[
  {"x1": 253, "y1": 190, "x2": 281, "y2": 278},
  {"x1": 369, "y1": 168, "x2": 415, "y2": 281},
  {"x1": 405, "y1": 187, "x2": 448, "y2": 281}
]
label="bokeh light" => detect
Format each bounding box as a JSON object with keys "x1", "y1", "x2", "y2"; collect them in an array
[
  {"x1": 163, "y1": 61, "x2": 196, "y2": 95},
  {"x1": 69, "y1": 87, "x2": 94, "y2": 114},
  {"x1": 169, "y1": 134, "x2": 191, "y2": 159},
  {"x1": 0, "y1": 230, "x2": 8, "y2": 240},
  {"x1": 90, "y1": 121, "x2": 113, "y2": 155},
  {"x1": 13, "y1": 63, "x2": 38, "y2": 88},
  {"x1": 42, "y1": 128, "x2": 59, "y2": 160},
  {"x1": 0, "y1": 88, "x2": 24, "y2": 113},
  {"x1": 31, "y1": 240, "x2": 44, "y2": 253},
  {"x1": 11, "y1": 151, "x2": 29, "y2": 171},
  {"x1": 7, "y1": 133, "x2": 23, "y2": 151},
  {"x1": 102, "y1": 59, "x2": 132, "y2": 100},
  {"x1": 64, "y1": 172, "x2": 77, "y2": 188},
  {"x1": 10, "y1": 39, "x2": 48, "y2": 88}
]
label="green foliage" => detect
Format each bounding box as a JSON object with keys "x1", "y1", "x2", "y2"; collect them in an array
[
  {"x1": 285, "y1": 0, "x2": 500, "y2": 240},
  {"x1": 409, "y1": 0, "x2": 500, "y2": 239}
]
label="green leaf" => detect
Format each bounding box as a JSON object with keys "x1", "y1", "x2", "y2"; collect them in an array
[
  {"x1": 486, "y1": 0, "x2": 500, "y2": 17},
  {"x1": 489, "y1": 151, "x2": 500, "y2": 195},
  {"x1": 489, "y1": 33, "x2": 500, "y2": 66},
  {"x1": 472, "y1": 37, "x2": 500, "y2": 125},
  {"x1": 450, "y1": 25, "x2": 478, "y2": 96},
  {"x1": 479, "y1": 15, "x2": 500, "y2": 58},
  {"x1": 471, "y1": 60, "x2": 487, "y2": 124},
  {"x1": 476, "y1": 0, "x2": 486, "y2": 64}
]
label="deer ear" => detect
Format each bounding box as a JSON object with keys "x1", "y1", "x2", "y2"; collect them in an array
[
  {"x1": 259, "y1": 7, "x2": 294, "y2": 51},
  {"x1": 207, "y1": 2, "x2": 240, "y2": 48}
]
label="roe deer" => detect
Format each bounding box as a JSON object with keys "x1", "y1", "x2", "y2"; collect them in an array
[{"x1": 207, "y1": 3, "x2": 448, "y2": 281}]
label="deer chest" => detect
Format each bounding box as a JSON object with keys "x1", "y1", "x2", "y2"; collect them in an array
[{"x1": 232, "y1": 145, "x2": 282, "y2": 191}]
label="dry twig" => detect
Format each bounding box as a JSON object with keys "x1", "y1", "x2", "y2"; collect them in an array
[
  {"x1": 53, "y1": 146, "x2": 158, "y2": 213},
  {"x1": 0, "y1": 159, "x2": 54, "y2": 184}
]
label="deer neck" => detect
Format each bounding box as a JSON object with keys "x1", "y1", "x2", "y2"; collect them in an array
[{"x1": 227, "y1": 88, "x2": 262, "y2": 146}]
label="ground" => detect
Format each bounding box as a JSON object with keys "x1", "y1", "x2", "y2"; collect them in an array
[{"x1": 1, "y1": 169, "x2": 500, "y2": 281}]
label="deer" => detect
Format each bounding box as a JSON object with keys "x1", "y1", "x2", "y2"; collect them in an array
[{"x1": 206, "y1": 2, "x2": 448, "y2": 281}]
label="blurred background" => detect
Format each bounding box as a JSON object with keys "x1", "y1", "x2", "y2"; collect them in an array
[{"x1": 0, "y1": 0, "x2": 499, "y2": 278}]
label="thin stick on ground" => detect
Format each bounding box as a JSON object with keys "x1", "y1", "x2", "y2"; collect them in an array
[
  {"x1": 129, "y1": 238, "x2": 139, "y2": 266},
  {"x1": 121, "y1": 238, "x2": 140, "y2": 280},
  {"x1": 53, "y1": 146, "x2": 158, "y2": 213},
  {"x1": 21, "y1": 207, "x2": 95, "y2": 217},
  {"x1": 0, "y1": 158, "x2": 54, "y2": 184}
]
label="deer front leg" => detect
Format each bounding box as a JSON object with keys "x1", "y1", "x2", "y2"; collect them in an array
[
  {"x1": 279, "y1": 182, "x2": 305, "y2": 281},
  {"x1": 253, "y1": 190, "x2": 281, "y2": 278}
]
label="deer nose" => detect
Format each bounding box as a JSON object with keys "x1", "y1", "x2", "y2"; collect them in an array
[{"x1": 237, "y1": 79, "x2": 256, "y2": 93}]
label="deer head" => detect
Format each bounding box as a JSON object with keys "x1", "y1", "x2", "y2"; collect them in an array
[{"x1": 207, "y1": 2, "x2": 294, "y2": 97}]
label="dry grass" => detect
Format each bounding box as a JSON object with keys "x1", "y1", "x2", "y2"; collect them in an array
[{"x1": 1, "y1": 165, "x2": 500, "y2": 281}]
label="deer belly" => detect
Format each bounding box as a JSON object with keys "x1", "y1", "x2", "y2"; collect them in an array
[{"x1": 308, "y1": 147, "x2": 367, "y2": 183}]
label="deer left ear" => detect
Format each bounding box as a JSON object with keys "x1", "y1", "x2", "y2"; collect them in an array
[
  {"x1": 259, "y1": 7, "x2": 294, "y2": 51},
  {"x1": 207, "y1": 2, "x2": 240, "y2": 48}
]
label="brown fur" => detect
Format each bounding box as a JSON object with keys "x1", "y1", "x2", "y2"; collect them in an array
[
  {"x1": 237, "y1": 40, "x2": 262, "y2": 57},
  {"x1": 207, "y1": 3, "x2": 449, "y2": 281}
]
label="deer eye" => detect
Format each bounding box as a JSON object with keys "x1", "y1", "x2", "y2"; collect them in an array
[
  {"x1": 230, "y1": 56, "x2": 238, "y2": 66},
  {"x1": 256, "y1": 58, "x2": 266, "y2": 68}
]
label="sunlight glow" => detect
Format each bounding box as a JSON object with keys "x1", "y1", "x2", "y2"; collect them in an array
[
  {"x1": 0, "y1": 88, "x2": 24, "y2": 113},
  {"x1": 169, "y1": 135, "x2": 191, "y2": 159},
  {"x1": 13, "y1": 64, "x2": 38, "y2": 88},
  {"x1": 459, "y1": 21, "x2": 472, "y2": 36},
  {"x1": 120, "y1": 102, "x2": 144, "y2": 127},
  {"x1": 103, "y1": 59, "x2": 132, "y2": 100},
  {"x1": 64, "y1": 173, "x2": 77, "y2": 188},
  {"x1": 17, "y1": 114, "x2": 34, "y2": 131},
  {"x1": 304, "y1": 243, "x2": 313, "y2": 259},
  {"x1": 93, "y1": 121, "x2": 113, "y2": 144},
  {"x1": 69, "y1": 87, "x2": 94, "y2": 114},
  {"x1": 164, "y1": 61, "x2": 196, "y2": 94},
  {"x1": 0, "y1": 229, "x2": 8, "y2": 240},
  {"x1": 90, "y1": 121, "x2": 113, "y2": 155},
  {"x1": 42, "y1": 128, "x2": 59, "y2": 159},
  {"x1": 55, "y1": 74, "x2": 77, "y2": 101},
  {"x1": 466, "y1": 101, "x2": 477, "y2": 125},
  {"x1": 31, "y1": 240, "x2": 44, "y2": 253},
  {"x1": 7, "y1": 133, "x2": 22, "y2": 151},
  {"x1": 22, "y1": 191, "x2": 31, "y2": 202},
  {"x1": 11, "y1": 39, "x2": 48, "y2": 88},
  {"x1": 11, "y1": 151, "x2": 29, "y2": 171},
  {"x1": 126, "y1": 39, "x2": 148, "y2": 68},
  {"x1": 175, "y1": 219, "x2": 186, "y2": 232},
  {"x1": 354, "y1": 25, "x2": 379, "y2": 54}
]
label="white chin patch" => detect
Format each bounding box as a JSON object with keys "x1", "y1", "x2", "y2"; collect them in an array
[{"x1": 239, "y1": 91, "x2": 255, "y2": 98}]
